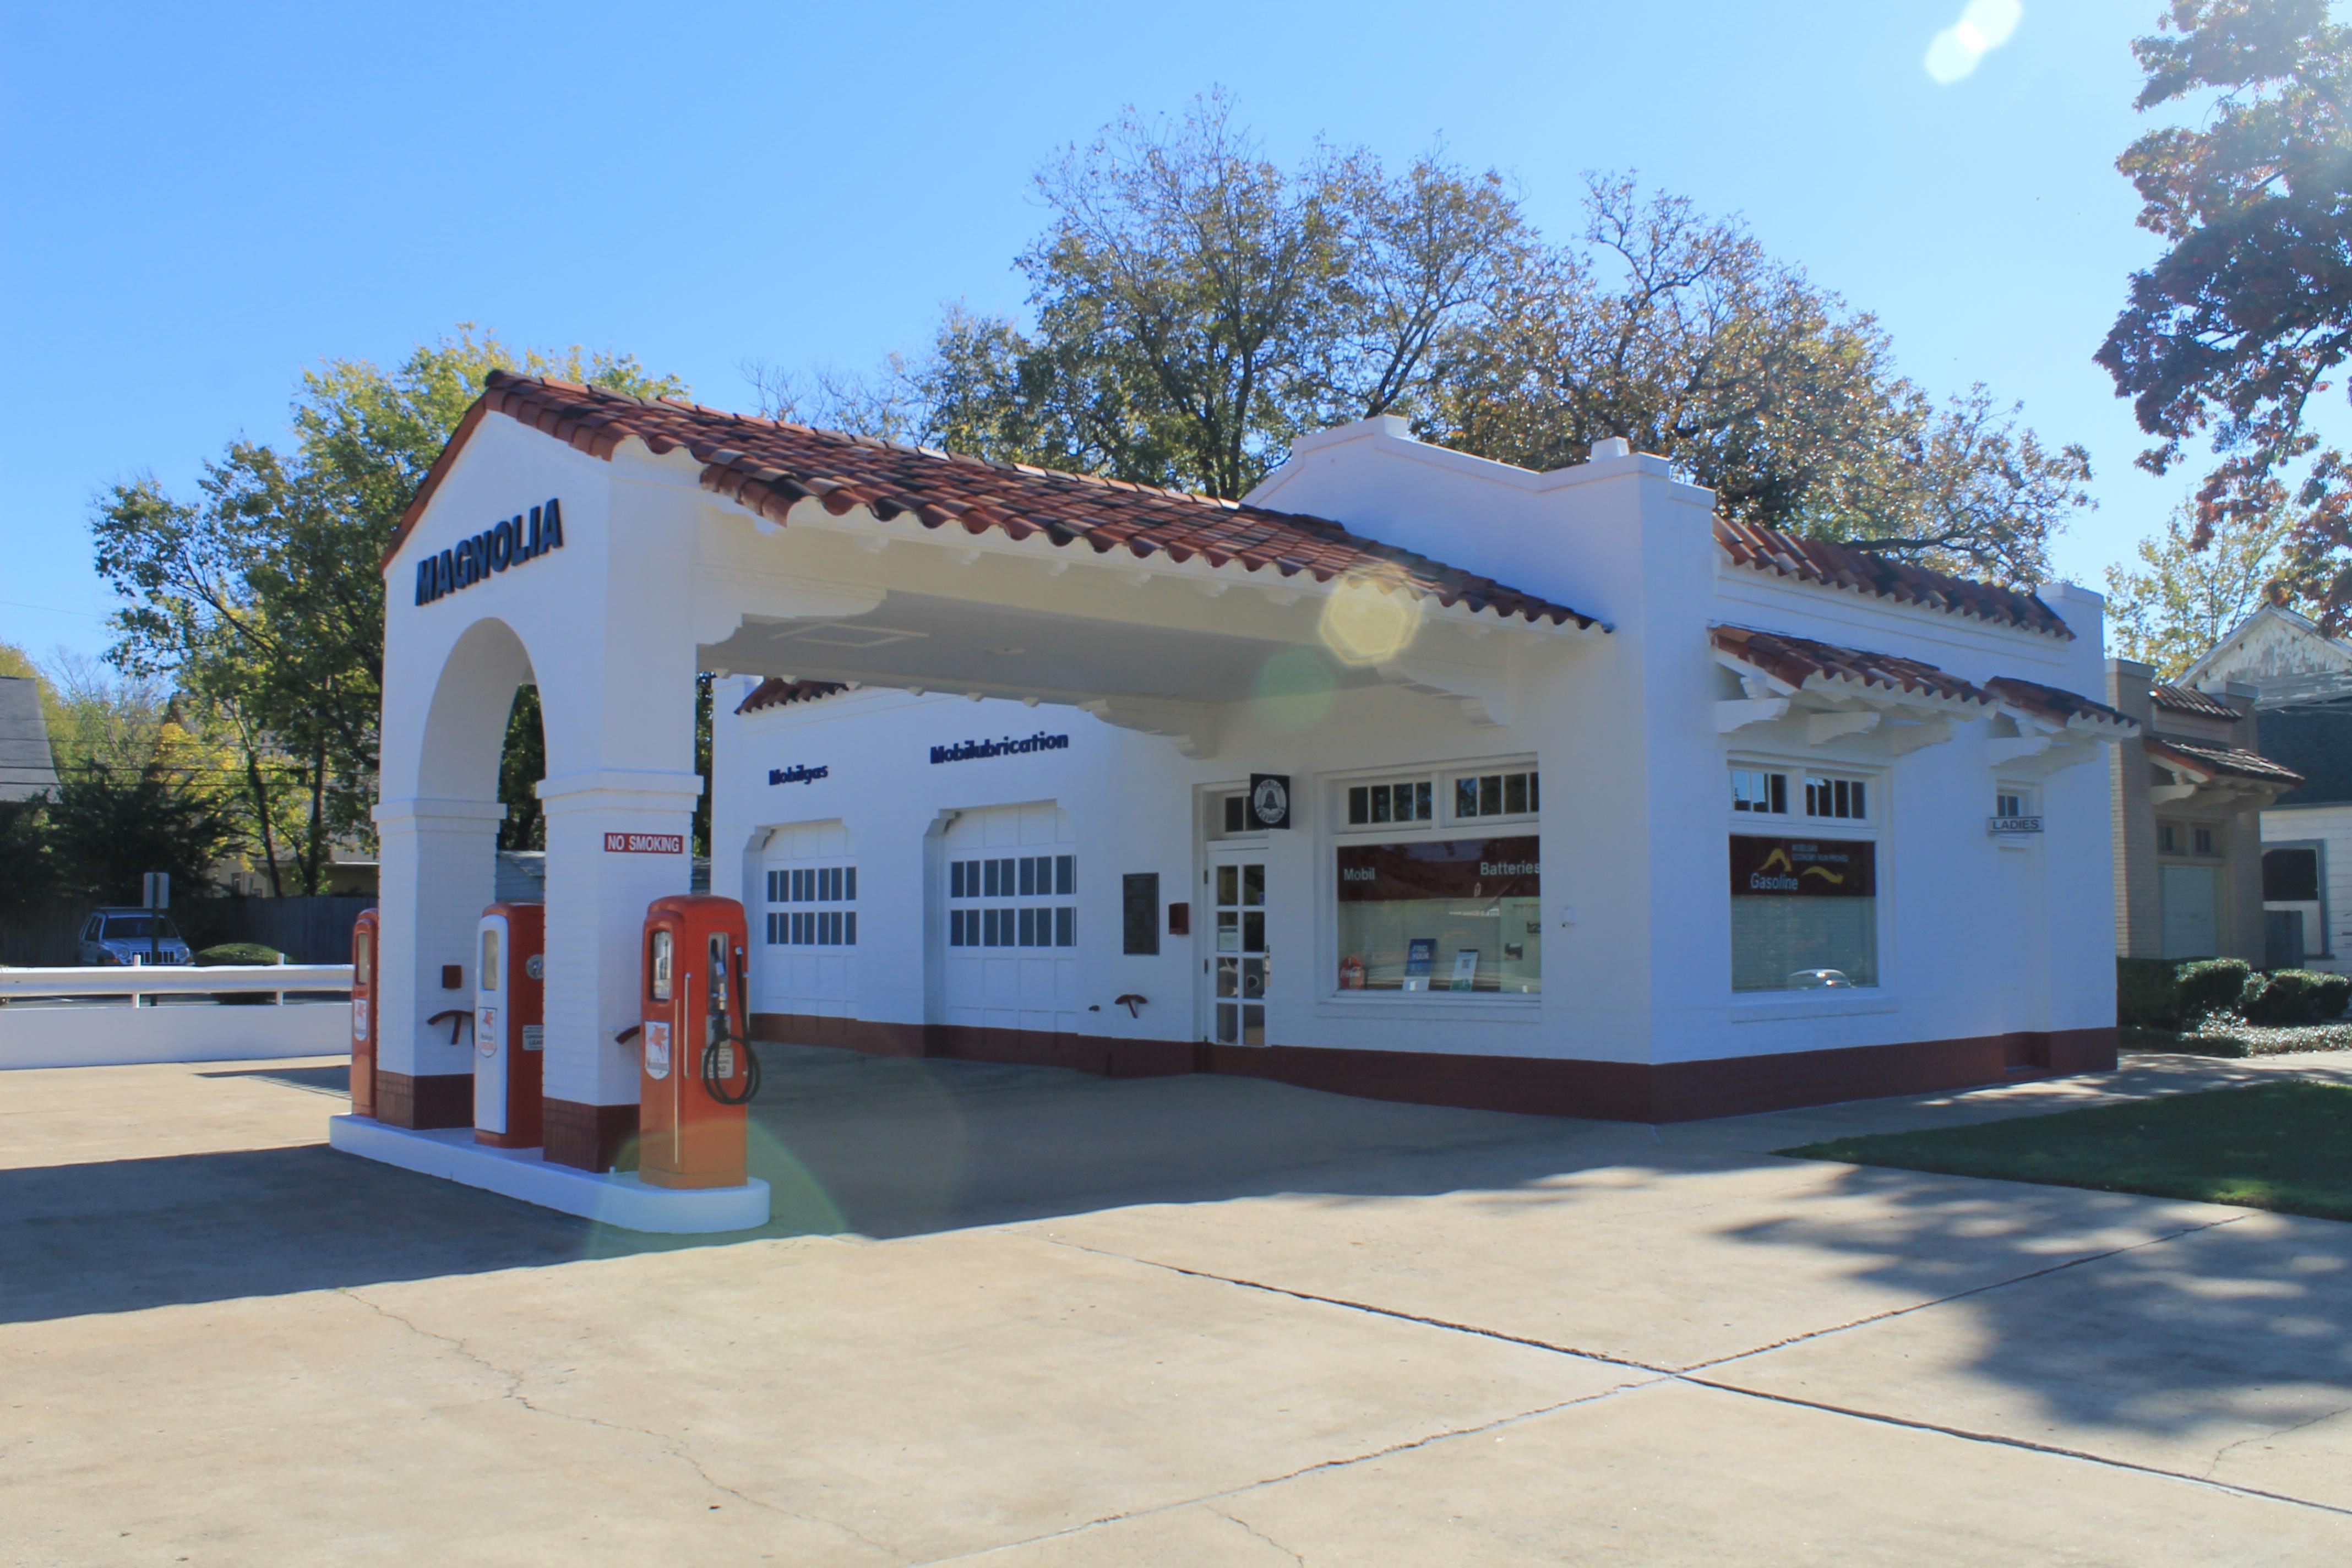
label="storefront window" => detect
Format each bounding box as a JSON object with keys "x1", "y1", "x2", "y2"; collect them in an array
[
  {"x1": 1729, "y1": 835, "x2": 1876, "y2": 990},
  {"x1": 1335, "y1": 836, "x2": 1540, "y2": 995}
]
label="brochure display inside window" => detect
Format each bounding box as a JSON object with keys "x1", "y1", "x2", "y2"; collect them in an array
[
  {"x1": 1335, "y1": 836, "x2": 1540, "y2": 995},
  {"x1": 1729, "y1": 835, "x2": 1876, "y2": 990}
]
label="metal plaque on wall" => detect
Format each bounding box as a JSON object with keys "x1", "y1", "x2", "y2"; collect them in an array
[{"x1": 1248, "y1": 774, "x2": 1292, "y2": 830}]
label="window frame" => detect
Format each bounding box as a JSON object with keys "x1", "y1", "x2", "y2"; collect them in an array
[
  {"x1": 2262, "y1": 837, "x2": 2331, "y2": 960},
  {"x1": 1323, "y1": 759, "x2": 1543, "y2": 1004},
  {"x1": 1726, "y1": 752, "x2": 1887, "y2": 998}
]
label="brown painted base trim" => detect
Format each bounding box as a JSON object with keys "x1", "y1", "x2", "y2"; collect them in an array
[
  {"x1": 543, "y1": 1098, "x2": 640, "y2": 1173},
  {"x1": 750, "y1": 1013, "x2": 2119, "y2": 1123},
  {"x1": 473, "y1": 1128, "x2": 541, "y2": 1150},
  {"x1": 374, "y1": 1071, "x2": 472, "y2": 1130}
]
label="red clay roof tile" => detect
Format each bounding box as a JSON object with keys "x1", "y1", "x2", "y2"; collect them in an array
[
  {"x1": 390, "y1": 375, "x2": 1601, "y2": 631},
  {"x1": 1715, "y1": 516, "x2": 2072, "y2": 639},
  {"x1": 735, "y1": 678, "x2": 849, "y2": 715},
  {"x1": 2151, "y1": 683, "x2": 2241, "y2": 720}
]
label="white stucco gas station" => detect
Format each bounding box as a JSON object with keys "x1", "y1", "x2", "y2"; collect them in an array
[{"x1": 336, "y1": 371, "x2": 2140, "y2": 1231}]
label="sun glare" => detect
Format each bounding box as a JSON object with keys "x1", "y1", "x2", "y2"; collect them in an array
[{"x1": 1925, "y1": 0, "x2": 2023, "y2": 84}]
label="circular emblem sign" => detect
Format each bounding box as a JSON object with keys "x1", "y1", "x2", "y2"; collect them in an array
[
  {"x1": 1251, "y1": 774, "x2": 1290, "y2": 829},
  {"x1": 525, "y1": 954, "x2": 545, "y2": 981}
]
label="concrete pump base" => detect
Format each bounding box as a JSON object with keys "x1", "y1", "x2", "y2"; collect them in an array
[{"x1": 326, "y1": 1114, "x2": 770, "y2": 1233}]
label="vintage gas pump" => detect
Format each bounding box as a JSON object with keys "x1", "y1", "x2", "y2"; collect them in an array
[
  {"x1": 636, "y1": 894, "x2": 758, "y2": 1189},
  {"x1": 473, "y1": 902, "x2": 546, "y2": 1147},
  {"x1": 350, "y1": 908, "x2": 379, "y2": 1117}
]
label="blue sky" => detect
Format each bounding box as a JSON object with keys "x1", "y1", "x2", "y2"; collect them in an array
[{"x1": 1, "y1": 0, "x2": 2179, "y2": 665}]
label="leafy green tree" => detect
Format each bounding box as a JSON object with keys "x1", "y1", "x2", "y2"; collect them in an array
[
  {"x1": 2098, "y1": 1, "x2": 2352, "y2": 621},
  {"x1": 46, "y1": 761, "x2": 234, "y2": 905},
  {"x1": 2105, "y1": 505, "x2": 2296, "y2": 677},
  {"x1": 774, "y1": 101, "x2": 2087, "y2": 585},
  {"x1": 498, "y1": 686, "x2": 545, "y2": 852},
  {"x1": 93, "y1": 327, "x2": 686, "y2": 892},
  {"x1": 0, "y1": 797, "x2": 52, "y2": 913},
  {"x1": 1433, "y1": 179, "x2": 2088, "y2": 585}
]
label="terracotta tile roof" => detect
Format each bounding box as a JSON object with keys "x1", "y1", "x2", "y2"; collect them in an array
[
  {"x1": 2147, "y1": 736, "x2": 2303, "y2": 787},
  {"x1": 2151, "y1": 683, "x2": 2241, "y2": 720},
  {"x1": 1710, "y1": 625, "x2": 1995, "y2": 710},
  {"x1": 1715, "y1": 516, "x2": 2072, "y2": 639},
  {"x1": 1980, "y1": 676, "x2": 2138, "y2": 734},
  {"x1": 1714, "y1": 627, "x2": 2134, "y2": 739},
  {"x1": 735, "y1": 678, "x2": 848, "y2": 715},
  {"x1": 389, "y1": 373, "x2": 1602, "y2": 631}
]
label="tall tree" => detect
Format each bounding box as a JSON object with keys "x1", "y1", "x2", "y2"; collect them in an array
[
  {"x1": 1434, "y1": 179, "x2": 2089, "y2": 584},
  {"x1": 773, "y1": 102, "x2": 2087, "y2": 585},
  {"x1": 92, "y1": 328, "x2": 685, "y2": 891},
  {"x1": 2098, "y1": 0, "x2": 2352, "y2": 622},
  {"x1": 2105, "y1": 504, "x2": 2297, "y2": 677}
]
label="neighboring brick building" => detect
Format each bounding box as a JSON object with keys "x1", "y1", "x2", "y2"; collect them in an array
[{"x1": 2107, "y1": 660, "x2": 2302, "y2": 962}]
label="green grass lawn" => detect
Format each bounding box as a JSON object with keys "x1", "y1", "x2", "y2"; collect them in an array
[{"x1": 1778, "y1": 1082, "x2": 2352, "y2": 1222}]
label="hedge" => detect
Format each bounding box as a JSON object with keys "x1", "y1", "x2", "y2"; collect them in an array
[{"x1": 2116, "y1": 957, "x2": 2352, "y2": 1030}]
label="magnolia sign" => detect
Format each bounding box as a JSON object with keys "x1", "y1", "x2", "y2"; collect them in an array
[{"x1": 413, "y1": 498, "x2": 563, "y2": 605}]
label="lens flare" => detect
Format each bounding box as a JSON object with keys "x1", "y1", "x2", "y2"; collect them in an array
[
  {"x1": 1318, "y1": 575, "x2": 1424, "y2": 667},
  {"x1": 1925, "y1": 0, "x2": 2022, "y2": 84},
  {"x1": 1252, "y1": 646, "x2": 1340, "y2": 732}
]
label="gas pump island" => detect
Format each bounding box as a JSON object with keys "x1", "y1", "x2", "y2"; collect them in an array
[{"x1": 329, "y1": 895, "x2": 771, "y2": 1233}]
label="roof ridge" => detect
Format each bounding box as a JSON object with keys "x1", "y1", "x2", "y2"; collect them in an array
[{"x1": 386, "y1": 374, "x2": 1604, "y2": 631}]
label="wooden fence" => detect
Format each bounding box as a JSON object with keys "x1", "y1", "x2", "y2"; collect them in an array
[{"x1": 0, "y1": 895, "x2": 377, "y2": 967}]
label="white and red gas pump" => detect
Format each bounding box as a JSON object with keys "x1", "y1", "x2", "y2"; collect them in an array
[
  {"x1": 636, "y1": 894, "x2": 757, "y2": 1189},
  {"x1": 350, "y1": 908, "x2": 379, "y2": 1117},
  {"x1": 473, "y1": 902, "x2": 546, "y2": 1148}
]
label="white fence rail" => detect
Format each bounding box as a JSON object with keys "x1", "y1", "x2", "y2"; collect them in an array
[
  {"x1": 0, "y1": 966, "x2": 355, "y2": 1070},
  {"x1": 0, "y1": 964, "x2": 353, "y2": 1002}
]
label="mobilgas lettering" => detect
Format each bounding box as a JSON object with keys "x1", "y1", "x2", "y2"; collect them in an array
[
  {"x1": 413, "y1": 498, "x2": 564, "y2": 606},
  {"x1": 929, "y1": 731, "x2": 1071, "y2": 765},
  {"x1": 768, "y1": 764, "x2": 830, "y2": 786}
]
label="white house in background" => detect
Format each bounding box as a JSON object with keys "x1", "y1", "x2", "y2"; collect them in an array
[
  {"x1": 2179, "y1": 603, "x2": 2352, "y2": 970},
  {"x1": 351, "y1": 373, "x2": 2138, "y2": 1201}
]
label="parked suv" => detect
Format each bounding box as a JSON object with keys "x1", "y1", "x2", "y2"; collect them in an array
[{"x1": 78, "y1": 909, "x2": 192, "y2": 966}]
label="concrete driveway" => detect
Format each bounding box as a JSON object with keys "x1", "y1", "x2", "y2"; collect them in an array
[{"x1": 3, "y1": 1046, "x2": 2349, "y2": 1565}]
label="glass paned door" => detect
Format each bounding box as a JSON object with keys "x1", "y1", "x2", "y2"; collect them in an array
[{"x1": 1211, "y1": 855, "x2": 1268, "y2": 1046}]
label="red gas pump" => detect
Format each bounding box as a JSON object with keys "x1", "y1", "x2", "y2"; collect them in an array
[
  {"x1": 474, "y1": 902, "x2": 546, "y2": 1148},
  {"x1": 350, "y1": 908, "x2": 379, "y2": 1117},
  {"x1": 636, "y1": 894, "x2": 758, "y2": 1189}
]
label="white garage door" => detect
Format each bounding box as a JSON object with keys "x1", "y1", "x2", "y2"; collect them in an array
[
  {"x1": 758, "y1": 819, "x2": 857, "y2": 1021},
  {"x1": 941, "y1": 802, "x2": 1081, "y2": 1036}
]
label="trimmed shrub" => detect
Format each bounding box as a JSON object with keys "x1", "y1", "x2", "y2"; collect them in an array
[
  {"x1": 2117, "y1": 957, "x2": 2181, "y2": 1028},
  {"x1": 2176, "y1": 959, "x2": 2253, "y2": 1024},
  {"x1": 2245, "y1": 968, "x2": 2352, "y2": 1026},
  {"x1": 194, "y1": 941, "x2": 282, "y2": 1005},
  {"x1": 193, "y1": 942, "x2": 283, "y2": 966}
]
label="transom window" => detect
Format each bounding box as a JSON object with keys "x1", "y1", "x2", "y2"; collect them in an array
[
  {"x1": 1348, "y1": 780, "x2": 1434, "y2": 826},
  {"x1": 1454, "y1": 770, "x2": 1538, "y2": 819},
  {"x1": 948, "y1": 853, "x2": 1076, "y2": 949},
  {"x1": 1732, "y1": 767, "x2": 1788, "y2": 815},
  {"x1": 1804, "y1": 774, "x2": 1868, "y2": 821},
  {"x1": 765, "y1": 863, "x2": 858, "y2": 947}
]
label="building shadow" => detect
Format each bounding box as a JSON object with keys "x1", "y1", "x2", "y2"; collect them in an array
[
  {"x1": 13, "y1": 1041, "x2": 2349, "y2": 1456},
  {"x1": 0, "y1": 1043, "x2": 1673, "y2": 1326}
]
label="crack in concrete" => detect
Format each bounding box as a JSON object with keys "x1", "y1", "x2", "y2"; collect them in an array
[
  {"x1": 1037, "y1": 1222, "x2": 2352, "y2": 1522},
  {"x1": 2202, "y1": 1401, "x2": 2352, "y2": 1480},
  {"x1": 1036, "y1": 1234, "x2": 1660, "y2": 1371},
  {"x1": 1679, "y1": 1374, "x2": 2352, "y2": 1519},
  {"x1": 333, "y1": 1288, "x2": 894, "y2": 1557},
  {"x1": 906, "y1": 1380, "x2": 1665, "y2": 1566},
  {"x1": 1679, "y1": 1213, "x2": 2251, "y2": 1374},
  {"x1": 1208, "y1": 1505, "x2": 1308, "y2": 1565}
]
